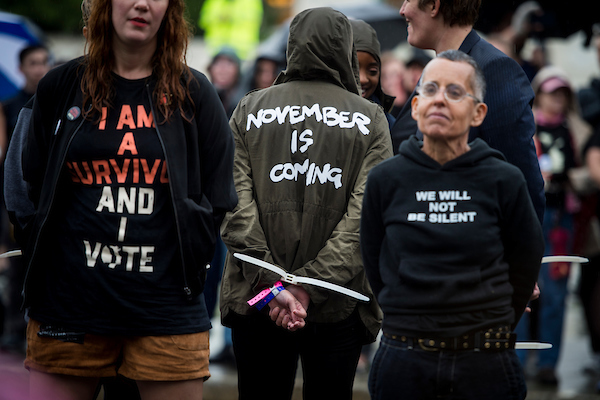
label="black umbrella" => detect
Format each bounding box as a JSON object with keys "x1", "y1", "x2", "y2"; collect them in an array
[{"x1": 476, "y1": 0, "x2": 599, "y2": 46}]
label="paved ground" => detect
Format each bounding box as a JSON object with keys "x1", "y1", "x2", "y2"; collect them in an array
[
  {"x1": 203, "y1": 291, "x2": 600, "y2": 400},
  {"x1": 1, "y1": 269, "x2": 599, "y2": 399}
]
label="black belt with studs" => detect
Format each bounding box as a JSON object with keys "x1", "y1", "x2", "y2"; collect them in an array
[{"x1": 383, "y1": 326, "x2": 516, "y2": 352}]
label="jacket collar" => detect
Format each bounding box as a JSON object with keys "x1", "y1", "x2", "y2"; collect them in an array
[{"x1": 458, "y1": 29, "x2": 480, "y2": 55}]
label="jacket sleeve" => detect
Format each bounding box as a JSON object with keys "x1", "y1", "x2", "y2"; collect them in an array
[
  {"x1": 500, "y1": 170, "x2": 544, "y2": 328},
  {"x1": 192, "y1": 71, "x2": 238, "y2": 233},
  {"x1": 220, "y1": 100, "x2": 276, "y2": 291},
  {"x1": 359, "y1": 167, "x2": 385, "y2": 300},
  {"x1": 474, "y1": 54, "x2": 545, "y2": 224},
  {"x1": 292, "y1": 109, "x2": 393, "y2": 305},
  {"x1": 23, "y1": 73, "x2": 57, "y2": 210},
  {"x1": 4, "y1": 98, "x2": 36, "y2": 240}
]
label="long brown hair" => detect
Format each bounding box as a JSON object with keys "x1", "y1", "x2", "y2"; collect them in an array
[{"x1": 81, "y1": 0, "x2": 194, "y2": 122}]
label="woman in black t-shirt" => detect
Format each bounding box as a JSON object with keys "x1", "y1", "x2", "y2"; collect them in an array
[{"x1": 15, "y1": 0, "x2": 237, "y2": 398}]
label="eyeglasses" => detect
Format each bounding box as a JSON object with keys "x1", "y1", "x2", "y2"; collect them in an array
[{"x1": 417, "y1": 81, "x2": 481, "y2": 103}]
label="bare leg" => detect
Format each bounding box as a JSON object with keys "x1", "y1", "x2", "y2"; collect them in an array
[
  {"x1": 136, "y1": 379, "x2": 203, "y2": 400},
  {"x1": 29, "y1": 369, "x2": 99, "y2": 400}
]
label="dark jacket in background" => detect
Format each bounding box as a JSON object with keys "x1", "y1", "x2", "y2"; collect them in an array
[
  {"x1": 2, "y1": 89, "x2": 35, "y2": 141},
  {"x1": 579, "y1": 77, "x2": 600, "y2": 129}
]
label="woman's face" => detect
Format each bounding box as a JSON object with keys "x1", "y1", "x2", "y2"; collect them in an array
[
  {"x1": 254, "y1": 59, "x2": 277, "y2": 89},
  {"x1": 209, "y1": 57, "x2": 239, "y2": 90},
  {"x1": 536, "y1": 88, "x2": 570, "y2": 117},
  {"x1": 111, "y1": 0, "x2": 169, "y2": 49},
  {"x1": 357, "y1": 51, "x2": 380, "y2": 99},
  {"x1": 411, "y1": 58, "x2": 487, "y2": 143},
  {"x1": 400, "y1": 0, "x2": 435, "y2": 49}
]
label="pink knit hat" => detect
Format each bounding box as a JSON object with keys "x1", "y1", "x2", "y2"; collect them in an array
[{"x1": 539, "y1": 76, "x2": 570, "y2": 93}]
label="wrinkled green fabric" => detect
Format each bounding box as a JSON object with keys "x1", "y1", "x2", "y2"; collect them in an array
[
  {"x1": 275, "y1": 8, "x2": 361, "y2": 95},
  {"x1": 220, "y1": 7, "x2": 392, "y2": 341}
]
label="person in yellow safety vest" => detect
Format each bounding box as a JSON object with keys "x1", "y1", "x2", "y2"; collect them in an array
[{"x1": 198, "y1": 0, "x2": 263, "y2": 61}]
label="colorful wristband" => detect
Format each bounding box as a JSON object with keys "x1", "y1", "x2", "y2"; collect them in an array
[{"x1": 247, "y1": 281, "x2": 285, "y2": 310}]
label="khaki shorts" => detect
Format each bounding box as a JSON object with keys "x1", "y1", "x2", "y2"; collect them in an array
[{"x1": 25, "y1": 319, "x2": 210, "y2": 381}]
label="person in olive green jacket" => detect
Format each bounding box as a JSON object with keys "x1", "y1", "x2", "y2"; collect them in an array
[{"x1": 219, "y1": 7, "x2": 392, "y2": 400}]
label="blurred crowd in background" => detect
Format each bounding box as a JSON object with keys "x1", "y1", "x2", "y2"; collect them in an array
[{"x1": 1, "y1": 0, "x2": 600, "y2": 394}]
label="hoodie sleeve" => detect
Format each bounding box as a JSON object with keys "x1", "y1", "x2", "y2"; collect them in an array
[
  {"x1": 4, "y1": 98, "x2": 36, "y2": 236},
  {"x1": 499, "y1": 168, "x2": 544, "y2": 328},
  {"x1": 360, "y1": 166, "x2": 385, "y2": 300},
  {"x1": 291, "y1": 108, "x2": 393, "y2": 305},
  {"x1": 191, "y1": 71, "x2": 238, "y2": 233}
]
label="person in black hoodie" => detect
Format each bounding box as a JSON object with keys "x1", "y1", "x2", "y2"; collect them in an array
[{"x1": 360, "y1": 50, "x2": 544, "y2": 400}]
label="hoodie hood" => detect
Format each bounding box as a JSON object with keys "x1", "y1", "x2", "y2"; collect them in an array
[
  {"x1": 274, "y1": 7, "x2": 360, "y2": 95},
  {"x1": 350, "y1": 18, "x2": 395, "y2": 113},
  {"x1": 351, "y1": 19, "x2": 381, "y2": 66},
  {"x1": 399, "y1": 136, "x2": 506, "y2": 170}
]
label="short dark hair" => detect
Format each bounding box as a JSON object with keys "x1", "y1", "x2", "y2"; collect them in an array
[
  {"x1": 417, "y1": 0, "x2": 481, "y2": 27},
  {"x1": 424, "y1": 49, "x2": 486, "y2": 100},
  {"x1": 19, "y1": 44, "x2": 48, "y2": 65}
]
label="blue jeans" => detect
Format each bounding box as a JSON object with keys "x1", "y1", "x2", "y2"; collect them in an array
[
  {"x1": 369, "y1": 335, "x2": 527, "y2": 400},
  {"x1": 203, "y1": 236, "x2": 227, "y2": 320},
  {"x1": 515, "y1": 207, "x2": 571, "y2": 369}
]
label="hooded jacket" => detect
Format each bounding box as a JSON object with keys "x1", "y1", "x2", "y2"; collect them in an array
[
  {"x1": 360, "y1": 137, "x2": 544, "y2": 338},
  {"x1": 220, "y1": 7, "x2": 393, "y2": 340}
]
